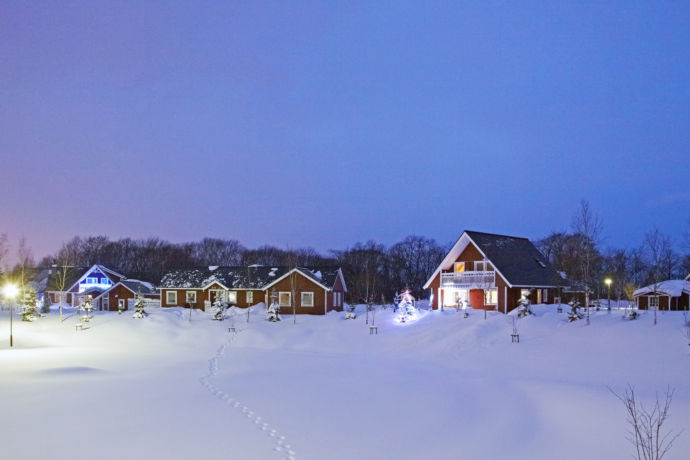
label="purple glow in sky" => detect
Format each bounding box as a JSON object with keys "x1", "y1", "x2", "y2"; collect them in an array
[{"x1": 1, "y1": 1, "x2": 689, "y2": 260}]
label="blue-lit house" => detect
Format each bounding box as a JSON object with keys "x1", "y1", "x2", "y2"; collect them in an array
[{"x1": 45, "y1": 264, "x2": 126, "y2": 308}]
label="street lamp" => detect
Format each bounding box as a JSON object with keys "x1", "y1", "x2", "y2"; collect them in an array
[
  {"x1": 604, "y1": 278, "x2": 612, "y2": 312},
  {"x1": 3, "y1": 283, "x2": 18, "y2": 347}
]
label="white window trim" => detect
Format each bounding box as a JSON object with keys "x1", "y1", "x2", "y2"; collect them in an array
[
  {"x1": 649, "y1": 295, "x2": 659, "y2": 308},
  {"x1": 246, "y1": 291, "x2": 253, "y2": 304},
  {"x1": 186, "y1": 291, "x2": 197, "y2": 304},
  {"x1": 484, "y1": 288, "x2": 498, "y2": 305},
  {"x1": 301, "y1": 291, "x2": 314, "y2": 307},
  {"x1": 455, "y1": 262, "x2": 465, "y2": 272},
  {"x1": 166, "y1": 291, "x2": 177, "y2": 305},
  {"x1": 279, "y1": 291, "x2": 291, "y2": 307},
  {"x1": 227, "y1": 291, "x2": 237, "y2": 304}
]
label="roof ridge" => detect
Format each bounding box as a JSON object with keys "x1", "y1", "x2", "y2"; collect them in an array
[{"x1": 465, "y1": 230, "x2": 531, "y2": 240}]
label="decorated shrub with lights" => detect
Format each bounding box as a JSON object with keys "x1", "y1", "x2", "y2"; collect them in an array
[
  {"x1": 397, "y1": 291, "x2": 417, "y2": 323},
  {"x1": 344, "y1": 303, "x2": 356, "y2": 319},
  {"x1": 22, "y1": 289, "x2": 38, "y2": 322}
]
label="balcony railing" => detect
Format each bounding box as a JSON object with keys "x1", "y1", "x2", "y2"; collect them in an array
[{"x1": 441, "y1": 271, "x2": 495, "y2": 287}]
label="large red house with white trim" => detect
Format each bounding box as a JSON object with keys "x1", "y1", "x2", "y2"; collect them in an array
[{"x1": 424, "y1": 231, "x2": 566, "y2": 313}]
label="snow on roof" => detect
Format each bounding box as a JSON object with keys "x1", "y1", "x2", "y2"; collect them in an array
[
  {"x1": 159, "y1": 266, "x2": 343, "y2": 290},
  {"x1": 633, "y1": 280, "x2": 690, "y2": 298},
  {"x1": 208, "y1": 266, "x2": 219, "y2": 271}
]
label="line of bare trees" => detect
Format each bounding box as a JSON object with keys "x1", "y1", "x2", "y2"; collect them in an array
[
  {"x1": 537, "y1": 201, "x2": 690, "y2": 304},
  {"x1": 0, "y1": 234, "x2": 447, "y2": 305}
]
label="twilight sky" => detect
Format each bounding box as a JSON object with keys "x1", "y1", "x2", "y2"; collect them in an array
[{"x1": 1, "y1": 1, "x2": 689, "y2": 262}]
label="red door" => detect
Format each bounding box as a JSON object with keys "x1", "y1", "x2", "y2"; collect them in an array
[{"x1": 469, "y1": 289, "x2": 484, "y2": 310}]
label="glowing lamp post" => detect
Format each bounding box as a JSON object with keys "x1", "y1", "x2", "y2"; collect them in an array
[
  {"x1": 3, "y1": 283, "x2": 18, "y2": 347},
  {"x1": 604, "y1": 278, "x2": 612, "y2": 312}
]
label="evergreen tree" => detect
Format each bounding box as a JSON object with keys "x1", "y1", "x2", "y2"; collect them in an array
[
  {"x1": 40, "y1": 294, "x2": 50, "y2": 315},
  {"x1": 212, "y1": 295, "x2": 226, "y2": 321},
  {"x1": 567, "y1": 299, "x2": 583, "y2": 322},
  {"x1": 79, "y1": 296, "x2": 94, "y2": 322},
  {"x1": 21, "y1": 289, "x2": 38, "y2": 322},
  {"x1": 266, "y1": 301, "x2": 281, "y2": 322},
  {"x1": 397, "y1": 291, "x2": 416, "y2": 323},
  {"x1": 132, "y1": 294, "x2": 146, "y2": 319},
  {"x1": 517, "y1": 297, "x2": 533, "y2": 318}
]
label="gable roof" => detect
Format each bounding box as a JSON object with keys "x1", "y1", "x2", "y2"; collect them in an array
[
  {"x1": 158, "y1": 265, "x2": 345, "y2": 291},
  {"x1": 120, "y1": 280, "x2": 158, "y2": 296},
  {"x1": 633, "y1": 280, "x2": 690, "y2": 298},
  {"x1": 423, "y1": 230, "x2": 563, "y2": 289}
]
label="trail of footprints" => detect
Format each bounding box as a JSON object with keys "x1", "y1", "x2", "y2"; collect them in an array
[{"x1": 199, "y1": 328, "x2": 297, "y2": 460}]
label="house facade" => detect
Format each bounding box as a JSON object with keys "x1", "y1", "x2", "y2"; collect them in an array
[
  {"x1": 92, "y1": 280, "x2": 159, "y2": 311},
  {"x1": 158, "y1": 265, "x2": 347, "y2": 315},
  {"x1": 633, "y1": 280, "x2": 690, "y2": 311},
  {"x1": 45, "y1": 264, "x2": 126, "y2": 307},
  {"x1": 424, "y1": 231, "x2": 565, "y2": 313}
]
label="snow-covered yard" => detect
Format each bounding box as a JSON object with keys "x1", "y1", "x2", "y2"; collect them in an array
[{"x1": 1, "y1": 304, "x2": 689, "y2": 460}]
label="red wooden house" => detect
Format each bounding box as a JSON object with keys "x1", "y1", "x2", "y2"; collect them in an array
[
  {"x1": 424, "y1": 230, "x2": 566, "y2": 313},
  {"x1": 158, "y1": 265, "x2": 347, "y2": 315}
]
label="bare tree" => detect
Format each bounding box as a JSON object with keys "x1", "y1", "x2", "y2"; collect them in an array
[
  {"x1": 15, "y1": 236, "x2": 35, "y2": 298},
  {"x1": 571, "y1": 200, "x2": 602, "y2": 325},
  {"x1": 0, "y1": 233, "x2": 8, "y2": 277},
  {"x1": 610, "y1": 385, "x2": 681, "y2": 460},
  {"x1": 643, "y1": 229, "x2": 677, "y2": 323}
]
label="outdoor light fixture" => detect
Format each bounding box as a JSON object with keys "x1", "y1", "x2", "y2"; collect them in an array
[
  {"x1": 604, "y1": 278, "x2": 612, "y2": 312},
  {"x1": 3, "y1": 283, "x2": 18, "y2": 347}
]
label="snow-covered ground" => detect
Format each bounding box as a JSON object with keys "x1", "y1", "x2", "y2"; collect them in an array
[{"x1": 1, "y1": 304, "x2": 689, "y2": 460}]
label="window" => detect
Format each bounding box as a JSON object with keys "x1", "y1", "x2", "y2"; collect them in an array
[
  {"x1": 86, "y1": 277, "x2": 98, "y2": 284},
  {"x1": 484, "y1": 288, "x2": 498, "y2": 305},
  {"x1": 186, "y1": 291, "x2": 197, "y2": 304},
  {"x1": 475, "y1": 261, "x2": 494, "y2": 272},
  {"x1": 543, "y1": 289, "x2": 548, "y2": 303},
  {"x1": 279, "y1": 292, "x2": 291, "y2": 307},
  {"x1": 101, "y1": 278, "x2": 111, "y2": 285},
  {"x1": 118, "y1": 299, "x2": 126, "y2": 309},
  {"x1": 228, "y1": 291, "x2": 237, "y2": 304},
  {"x1": 521, "y1": 289, "x2": 530, "y2": 299},
  {"x1": 246, "y1": 291, "x2": 253, "y2": 304},
  {"x1": 649, "y1": 296, "x2": 659, "y2": 308},
  {"x1": 166, "y1": 291, "x2": 177, "y2": 305},
  {"x1": 455, "y1": 262, "x2": 465, "y2": 273},
  {"x1": 301, "y1": 292, "x2": 314, "y2": 307}
]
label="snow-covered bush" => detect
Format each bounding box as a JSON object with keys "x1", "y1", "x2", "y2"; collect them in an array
[
  {"x1": 344, "y1": 304, "x2": 356, "y2": 320},
  {"x1": 266, "y1": 302, "x2": 281, "y2": 322},
  {"x1": 212, "y1": 297, "x2": 226, "y2": 321},
  {"x1": 517, "y1": 297, "x2": 533, "y2": 318},
  {"x1": 567, "y1": 300, "x2": 583, "y2": 322},
  {"x1": 21, "y1": 289, "x2": 38, "y2": 322},
  {"x1": 623, "y1": 310, "x2": 638, "y2": 321},
  {"x1": 132, "y1": 294, "x2": 146, "y2": 319}
]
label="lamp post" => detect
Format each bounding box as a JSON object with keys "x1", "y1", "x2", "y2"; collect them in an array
[
  {"x1": 3, "y1": 283, "x2": 18, "y2": 347},
  {"x1": 605, "y1": 278, "x2": 612, "y2": 312}
]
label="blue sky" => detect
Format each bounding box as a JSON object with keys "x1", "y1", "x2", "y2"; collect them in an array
[{"x1": 1, "y1": 1, "x2": 688, "y2": 260}]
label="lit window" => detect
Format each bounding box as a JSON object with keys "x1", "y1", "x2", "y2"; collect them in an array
[
  {"x1": 246, "y1": 291, "x2": 253, "y2": 304},
  {"x1": 228, "y1": 291, "x2": 237, "y2": 304},
  {"x1": 86, "y1": 277, "x2": 98, "y2": 284},
  {"x1": 521, "y1": 289, "x2": 530, "y2": 299},
  {"x1": 186, "y1": 291, "x2": 197, "y2": 303},
  {"x1": 279, "y1": 292, "x2": 291, "y2": 307},
  {"x1": 301, "y1": 292, "x2": 314, "y2": 307},
  {"x1": 455, "y1": 262, "x2": 465, "y2": 273},
  {"x1": 484, "y1": 289, "x2": 498, "y2": 305},
  {"x1": 101, "y1": 278, "x2": 110, "y2": 285},
  {"x1": 166, "y1": 291, "x2": 177, "y2": 305}
]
